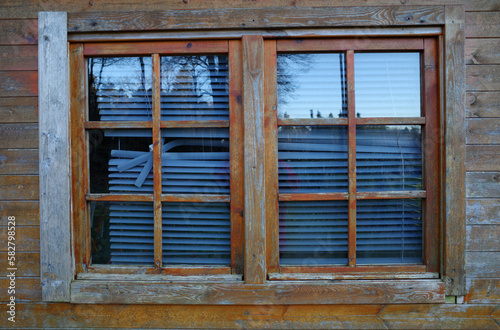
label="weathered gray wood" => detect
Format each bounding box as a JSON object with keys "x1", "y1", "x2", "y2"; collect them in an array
[
  {"x1": 466, "y1": 172, "x2": 500, "y2": 198},
  {"x1": 77, "y1": 273, "x2": 243, "y2": 282},
  {"x1": 466, "y1": 92, "x2": 500, "y2": 118},
  {"x1": 465, "y1": 278, "x2": 500, "y2": 304},
  {"x1": 466, "y1": 252, "x2": 500, "y2": 278},
  {"x1": 38, "y1": 11, "x2": 71, "y2": 302},
  {"x1": 466, "y1": 11, "x2": 500, "y2": 38},
  {"x1": 243, "y1": 35, "x2": 266, "y2": 285},
  {"x1": 0, "y1": 123, "x2": 38, "y2": 148},
  {"x1": 467, "y1": 65, "x2": 500, "y2": 91},
  {"x1": 71, "y1": 280, "x2": 445, "y2": 304},
  {"x1": 467, "y1": 119, "x2": 500, "y2": 145},
  {"x1": 0, "y1": 97, "x2": 38, "y2": 123},
  {"x1": 0, "y1": 148, "x2": 38, "y2": 174},
  {"x1": 466, "y1": 146, "x2": 500, "y2": 171},
  {"x1": 467, "y1": 199, "x2": 500, "y2": 225},
  {"x1": 67, "y1": 6, "x2": 445, "y2": 33},
  {"x1": 0, "y1": 201, "x2": 39, "y2": 226},
  {"x1": 442, "y1": 5, "x2": 466, "y2": 296},
  {"x1": 466, "y1": 225, "x2": 500, "y2": 252},
  {"x1": 466, "y1": 39, "x2": 500, "y2": 65}
]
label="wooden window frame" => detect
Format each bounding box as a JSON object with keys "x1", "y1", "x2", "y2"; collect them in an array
[{"x1": 39, "y1": 5, "x2": 466, "y2": 303}]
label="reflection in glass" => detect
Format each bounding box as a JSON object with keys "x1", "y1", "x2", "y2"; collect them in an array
[
  {"x1": 356, "y1": 199, "x2": 422, "y2": 264},
  {"x1": 88, "y1": 57, "x2": 152, "y2": 121},
  {"x1": 161, "y1": 128, "x2": 229, "y2": 194},
  {"x1": 356, "y1": 126, "x2": 422, "y2": 191},
  {"x1": 354, "y1": 53, "x2": 421, "y2": 117},
  {"x1": 91, "y1": 201, "x2": 154, "y2": 265},
  {"x1": 279, "y1": 200, "x2": 348, "y2": 265},
  {"x1": 89, "y1": 129, "x2": 152, "y2": 194},
  {"x1": 162, "y1": 202, "x2": 230, "y2": 265},
  {"x1": 277, "y1": 53, "x2": 346, "y2": 119},
  {"x1": 161, "y1": 55, "x2": 229, "y2": 120},
  {"x1": 278, "y1": 126, "x2": 348, "y2": 193}
]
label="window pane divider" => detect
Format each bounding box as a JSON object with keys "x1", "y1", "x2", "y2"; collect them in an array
[
  {"x1": 278, "y1": 118, "x2": 348, "y2": 126},
  {"x1": 152, "y1": 53, "x2": 162, "y2": 268},
  {"x1": 356, "y1": 117, "x2": 426, "y2": 125},
  {"x1": 347, "y1": 49, "x2": 357, "y2": 268},
  {"x1": 356, "y1": 191, "x2": 427, "y2": 199},
  {"x1": 159, "y1": 120, "x2": 229, "y2": 128},
  {"x1": 277, "y1": 264, "x2": 427, "y2": 275},
  {"x1": 279, "y1": 192, "x2": 348, "y2": 201},
  {"x1": 160, "y1": 194, "x2": 230, "y2": 203},
  {"x1": 84, "y1": 121, "x2": 153, "y2": 129},
  {"x1": 86, "y1": 194, "x2": 154, "y2": 202}
]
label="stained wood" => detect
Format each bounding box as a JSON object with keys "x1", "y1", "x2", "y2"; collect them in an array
[
  {"x1": 466, "y1": 92, "x2": 500, "y2": 118},
  {"x1": 278, "y1": 118, "x2": 348, "y2": 126},
  {"x1": 443, "y1": 5, "x2": 466, "y2": 296},
  {"x1": 466, "y1": 39, "x2": 500, "y2": 65},
  {"x1": 467, "y1": 198, "x2": 500, "y2": 225},
  {"x1": 466, "y1": 252, "x2": 500, "y2": 278},
  {"x1": 71, "y1": 280, "x2": 445, "y2": 304},
  {"x1": 467, "y1": 66, "x2": 500, "y2": 91},
  {"x1": 466, "y1": 225, "x2": 500, "y2": 252},
  {"x1": 465, "y1": 278, "x2": 500, "y2": 304},
  {"x1": 84, "y1": 40, "x2": 228, "y2": 55},
  {"x1": 0, "y1": 278, "x2": 41, "y2": 302},
  {"x1": 0, "y1": 123, "x2": 38, "y2": 148},
  {"x1": 269, "y1": 272, "x2": 438, "y2": 281},
  {"x1": 87, "y1": 265, "x2": 231, "y2": 276},
  {"x1": 77, "y1": 273, "x2": 242, "y2": 282},
  {"x1": 84, "y1": 121, "x2": 152, "y2": 129},
  {"x1": 467, "y1": 119, "x2": 500, "y2": 145},
  {"x1": 0, "y1": 148, "x2": 38, "y2": 174},
  {"x1": 356, "y1": 117, "x2": 426, "y2": 125},
  {"x1": 38, "y1": 11, "x2": 72, "y2": 302},
  {"x1": 466, "y1": 172, "x2": 500, "y2": 198},
  {"x1": 0, "y1": 175, "x2": 38, "y2": 200},
  {"x1": 68, "y1": 6, "x2": 445, "y2": 32},
  {"x1": 0, "y1": 97, "x2": 38, "y2": 123},
  {"x1": 0, "y1": 201, "x2": 39, "y2": 225},
  {"x1": 466, "y1": 146, "x2": 500, "y2": 171},
  {"x1": 242, "y1": 35, "x2": 266, "y2": 284},
  {"x1": 152, "y1": 53, "x2": 162, "y2": 268},
  {"x1": 0, "y1": 226, "x2": 39, "y2": 251},
  {"x1": 0, "y1": 45, "x2": 37, "y2": 70},
  {"x1": 279, "y1": 265, "x2": 427, "y2": 274},
  {"x1": 278, "y1": 37, "x2": 424, "y2": 52},
  {"x1": 466, "y1": 12, "x2": 500, "y2": 38},
  {"x1": 160, "y1": 120, "x2": 228, "y2": 128},
  {"x1": 0, "y1": 19, "x2": 37, "y2": 44},
  {"x1": 0, "y1": 71, "x2": 37, "y2": 97},
  {"x1": 161, "y1": 194, "x2": 230, "y2": 203},
  {"x1": 347, "y1": 50, "x2": 356, "y2": 268},
  {"x1": 356, "y1": 191, "x2": 426, "y2": 199},
  {"x1": 279, "y1": 192, "x2": 348, "y2": 201},
  {"x1": 0, "y1": 252, "x2": 39, "y2": 276}
]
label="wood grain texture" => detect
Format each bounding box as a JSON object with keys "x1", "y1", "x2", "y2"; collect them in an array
[
  {"x1": 466, "y1": 39, "x2": 500, "y2": 65},
  {"x1": 67, "y1": 6, "x2": 445, "y2": 32},
  {"x1": 467, "y1": 198, "x2": 500, "y2": 225},
  {"x1": 38, "y1": 12, "x2": 72, "y2": 302},
  {"x1": 70, "y1": 280, "x2": 445, "y2": 304},
  {"x1": 152, "y1": 53, "x2": 162, "y2": 268},
  {"x1": 0, "y1": 175, "x2": 38, "y2": 200},
  {"x1": 466, "y1": 12, "x2": 500, "y2": 38},
  {"x1": 465, "y1": 278, "x2": 500, "y2": 304},
  {"x1": 0, "y1": 148, "x2": 38, "y2": 174},
  {"x1": 467, "y1": 92, "x2": 500, "y2": 118},
  {"x1": 0, "y1": 226, "x2": 39, "y2": 252},
  {"x1": 0, "y1": 97, "x2": 38, "y2": 123},
  {"x1": 0, "y1": 201, "x2": 39, "y2": 225},
  {"x1": 0, "y1": 252, "x2": 39, "y2": 276},
  {"x1": 466, "y1": 172, "x2": 500, "y2": 198},
  {"x1": 467, "y1": 66, "x2": 500, "y2": 91},
  {"x1": 443, "y1": 5, "x2": 466, "y2": 296},
  {"x1": 467, "y1": 146, "x2": 500, "y2": 171},
  {"x1": 0, "y1": 123, "x2": 37, "y2": 148},
  {"x1": 0, "y1": 71, "x2": 37, "y2": 97},
  {"x1": 0, "y1": 19, "x2": 37, "y2": 44},
  {"x1": 0, "y1": 278, "x2": 41, "y2": 302},
  {"x1": 467, "y1": 119, "x2": 500, "y2": 145},
  {"x1": 0, "y1": 45, "x2": 37, "y2": 70},
  {"x1": 466, "y1": 225, "x2": 500, "y2": 251},
  {"x1": 466, "y1": 252, "x2": 500, "y2": 278},
  {"x1": 242, "y1": 35, "x2": 266, "y2": 284}
]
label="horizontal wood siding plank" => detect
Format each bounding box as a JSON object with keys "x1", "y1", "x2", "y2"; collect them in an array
[
  {"x1": 0, "y1": 123, "x2": 38, "y2": 148},
  {"x1": 466, "y1": 92, "x2": 500, "y2": 118},
  {"x1": 466, "y1": 39, "x2": 500, "y2": 65},
  {"x1": 0, "y1": 71, "x2": 37, "y2": 97},
  {"x1": 71, "y1": 280, "x2": 445, "y2": 304},
  {"x1": 466, "y1": 252, "x2": 500, "y2": 278},
  {"x1": 0, "y1": 175, "x2": 39, "y2": 200},
  {"x1": 67, "y1": 6, "x2": 444, "y2": 32},
  {"x1": 0, "y1": 201, "x2": 39, "y2": 226},
  {"x1": 465, "y1": 278, "x2": 500, "y2": 304},
  {"x1": 0, "y1": 45, "x2": 37, "y2": 70},
  {"x1": 0, "y1": 277, "x2": 41, "y2": 302},
  {"x1": 467, "y1": 119, "x2": 500, "y2": 144},
  {"x1": 0, "y1": 97, "x2": 38, "y2": 123},
  {"x1": 466, "y1": 172, "x2": 500, "y2": 197},
  {"x1": 467, "y1": 198, "x2": 500, "y2": 225},
  {"x1": 0, "y1": 252, "x2": 39, "y2": 276},
  {"x1": 466, "y1": 12, "x2": 500, "y2": 38},
  {"x1": 466, "y1": 146, "x2": 500, "y2": 171},
  {"x1": 0, "y1": 149, "x2": 38, "y2": 174},
  {"x1": 0, "y1": 226, "x2": 39, "y2": 251},
  {"x1": 466, "y1": 225, "x2": 500, "y2": 251},
  {"x1": 0, "y1": 19, "x2": 37, "y2": 45},
  {"x1": 467, "y1": 66, "x2": 500, "y2": 91}
]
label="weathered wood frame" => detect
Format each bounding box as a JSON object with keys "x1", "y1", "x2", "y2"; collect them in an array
[{"x1": 38, "y1": 5, "x2": 465, "y2": 303}]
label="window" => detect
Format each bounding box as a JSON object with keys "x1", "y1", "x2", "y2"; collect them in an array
[{"x1": 39, "y1": 6, "x2": 467, "y2": 303}]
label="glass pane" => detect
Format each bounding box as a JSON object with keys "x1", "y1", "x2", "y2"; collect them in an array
[
  {"x1": 279, "y1": 200, "x2": 348, "y2": 265},
  {"x1": 277, "y1": 53, "x2": 346, "y2": 119},
  {"x1": 355, "y1": 53, "x2": 421, "y2": 117},
  {"x1": 162, "y1": 202, "x2": 230, "y2": 265},
  {"x1": 88, "y1": 57, "x2": 152, "y2": 121},
  {"x1": 91, "y1": 201, "x2": 154, "y2": 265},
  {"x1": 89, "y1": 129, "x2": 152, "y2": 194},
  {"x1": 161, "y1": 55, "x2": 229, "y2": 120},
  {"x1": 161, "y1": 128, "x2": 229, "y2": 194},
  {"x1": 356, "y1": 125, "x2": 422, "y2": 191},
  {"x1": 278, "y1": 126, "x2": 348, "y2": 193},
  {"x1": 357, "y1": 199, "x2": 423, "y2": 264}
]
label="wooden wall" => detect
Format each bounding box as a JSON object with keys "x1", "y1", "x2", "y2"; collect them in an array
[{"x1": 0, "y1": 1, "x2": 499, "y2": 328}]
